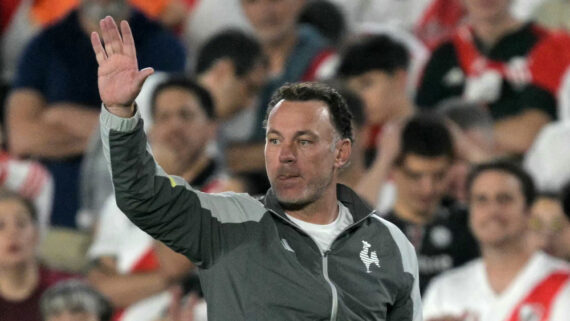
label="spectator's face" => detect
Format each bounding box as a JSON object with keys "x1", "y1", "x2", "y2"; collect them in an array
[
  {"x1": 0, "y1": 199, "x2": 37, "y2": 268},
  {"x1": 393, "y1": 154, "x2": 451, "y2": 217},
  {"x1": 469, "y1": 170, "x2": 529, "y2": 249},
  {"x1": 265, "y1": 100, "x2": 349, "y2": 208},
  {"x1": 241, "y1": 0, "x2": 305, "y2": 45},
  {"x1": 346, "y1": 70, "x2": 405, "y2": 125},
  {"x1": 150, "y1": 88, "x2": 215, "y2": 174},
  {"x1": 529, "y1": 197, "x2": 570, "y2": 261},
  {"x1": 219, "y1": 61, "x2": 267, "y2": 119},
  {"x1": 47, "y1": 311, "x2": 98, "y2": 321},
  {"x1": 464, "y1": 0, "x2": 512, "y2": 22}
]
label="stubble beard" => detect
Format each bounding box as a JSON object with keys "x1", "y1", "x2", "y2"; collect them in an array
[{"x1": 276, "y1": 170, "x2": 335, "y2": 212}]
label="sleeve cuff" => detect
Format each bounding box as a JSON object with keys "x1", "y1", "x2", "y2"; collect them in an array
[{"x1": 100, "y1": 103, "x2": 142, "y2": 133}]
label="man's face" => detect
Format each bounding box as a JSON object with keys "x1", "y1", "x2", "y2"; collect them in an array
[
  {"x1": 150, "y1": 88, "x2": 215, "y2": 174},
  {"x1": 529, "y1": 197, "x2": 570, "y2": 260},
  {"x1": 346, "y1": 70, "x2": 403, "y2": 125},
  {"x1": 469, "y1": 170, "x2": 529, "y2": 248},
  {"x1": 393, "y1": 154, "x2": 452, "y2": 217},
  {"x1": 219, "y1": 61, "x2": 267, "y2": 119},
  {"x1": 463, "y1": 0, "x2": 512, "y2": 22},
  {"x1": 265, "y1": 100, "x2": 348, "y2": 209},
  {"x1": 0, "y1": 199, "x2": 37, "y2": 268},
  {"x1": 241, "y1": 0, "x2": 304, "y2": 44}
]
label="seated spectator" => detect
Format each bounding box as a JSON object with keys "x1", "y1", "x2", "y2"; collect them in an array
[
  {"x1": 87, "y1": 77, "x2": 236, "y2": 321},
  {"x1": 337, "y1": 34, "x2": 415, "y2": 161},
  {"x1": 359, "y1": 114, "x2": 480, "y2": 293},
  {"x1": 195, "y1": 29, "x2": 267, "y2": 122},
  {"x1": 6, "y1": 0, "x2": 185, "y2": 229},
  {"x1": 529, "y1": 190, "x2": 570, "y2": 261},
  {"x1": 423, "y1": 161, "x2": 570, "y2": 321},
  {"x1": 0, "y1": 189, "x2": 75, "y2": 321},
  {"x1": 415, "y1": 0, "x2": 558, "y2": 155},
  {"x1": 41, "y1": 280, "x2": 112, "y2": 321}
]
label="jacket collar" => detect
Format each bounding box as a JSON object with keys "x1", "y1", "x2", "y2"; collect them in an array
[{"x1": 263, "y1": 184, "x2": 375, "y2": 223}]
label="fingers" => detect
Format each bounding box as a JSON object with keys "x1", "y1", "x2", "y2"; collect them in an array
[
  {"x1": 120, "y1": 20, "x2": 137, "y2": 58},
  {"x1": 90, "y1": 32, "x2": 107, "y2": 64},
  {"x1": 99, "y1": 16, "x2": 124, "y2": 56},
  {"x1": 108, "y1": 18, "x2": 123, "y2": 55},
  {"x1": 99, "y1": 17, "x2": 114, "y2": 56}
]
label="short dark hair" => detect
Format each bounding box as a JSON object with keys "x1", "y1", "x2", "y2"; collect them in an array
[
  {"x1": 41, "y1": 280, "x2": 112, "y2": 321},
  {"x1": 298, "y1": 0, "x2": 346, "y2": 45},
  {"x1": 466, "y1": 160, "x2": 536, "y2": 208},
  {"x1": 0, "y1": 188, "x2": 37, "y2": 223},
  {"x1": 264, "y1": 82, "x2": 353, "y2": 141},
  {"x1": 151, "y1": 76, "x2": 215, "y2": 120},
  {"x1": 195, "y1": 29, "x2": 264, "y2": 77},
  {"x1": 395, "y1": 113, "x2": 454, "y2": 166},
  {"x1": 562, "y1": 181, "x2": 570, "y2": 219},
  {"x1": 337, "y1": 34, "x2": 410, "y2": 78}
]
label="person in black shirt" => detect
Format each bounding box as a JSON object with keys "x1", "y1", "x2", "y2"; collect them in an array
[{"x1": 384, "y1": 114, "x2": 480, "y2": 293}]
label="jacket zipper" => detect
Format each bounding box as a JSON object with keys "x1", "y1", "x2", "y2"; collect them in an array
[
  {"x1": 268, "y1": 208, "x2": 377, "y2": 321},
  {"x1": 322, "y1": 250, "x2": 338, "y2": 321}
]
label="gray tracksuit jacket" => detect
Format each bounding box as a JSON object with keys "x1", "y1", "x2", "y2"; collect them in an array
[{"x1": 100, "y1": 106, "x2": 422, "y2": 321}]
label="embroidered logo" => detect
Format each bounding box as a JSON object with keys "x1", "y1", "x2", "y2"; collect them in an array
[{"x1": 360, "y1": 240, "x2": 380, "y2": 273}]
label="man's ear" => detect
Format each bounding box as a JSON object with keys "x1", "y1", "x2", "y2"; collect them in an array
[{"x1": 335, "y1": 138, "x2": 352, "y2": 168}]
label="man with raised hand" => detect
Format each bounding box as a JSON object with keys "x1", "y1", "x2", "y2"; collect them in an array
[{"x1": 91, "y1": 16, "x2": 421, "y2": 320}]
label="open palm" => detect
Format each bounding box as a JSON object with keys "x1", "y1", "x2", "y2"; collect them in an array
[{"x1": 91, "y1": 17, "x2": 154, "y2": 109}]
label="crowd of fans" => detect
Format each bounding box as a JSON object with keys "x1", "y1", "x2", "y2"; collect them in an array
[{"x1": 1, "y1": 0, "x2": 570, "y2": 320}]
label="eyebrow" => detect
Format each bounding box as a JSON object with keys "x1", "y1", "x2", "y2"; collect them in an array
[{"x1": 266, "y1": 129, "x2": 318, "y2": 138}]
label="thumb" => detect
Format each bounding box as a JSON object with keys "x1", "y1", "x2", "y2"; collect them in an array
[{"x1": 136, "y1": 67, "x2": 154, "y2": 85}]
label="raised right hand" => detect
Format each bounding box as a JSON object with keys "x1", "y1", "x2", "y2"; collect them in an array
[{"x1": 90, "y1": 16, "x2": 154, "y2": 116}]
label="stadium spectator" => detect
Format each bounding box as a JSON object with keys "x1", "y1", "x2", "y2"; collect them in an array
[
  {"x1": 423, "y1": 161, "x2": 570, "y2": 321},
  {"x1": 415, "y1": 0, "x2": 558, "y2": 155},
  {"x1": 365, "y1": 114, "x2": 480, "y2": 293},
  {"x1": 337, "y1": 34, "x2": 415, "y2": 162},
  {"x1": 6, "y1": 0, "x2": 185, "y2": 229},
  {"x1": 0, "y1": 189, "x2": 75, "y2": 321}
]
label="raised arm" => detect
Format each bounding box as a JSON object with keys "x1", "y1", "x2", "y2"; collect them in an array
[{"x1": 92, "y1": 17, "x2": 266, "y2": 268}]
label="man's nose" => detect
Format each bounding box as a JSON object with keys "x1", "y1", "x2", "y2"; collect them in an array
[{"x1": 279, "y1": 143, "x2": 296, "y2": 163}]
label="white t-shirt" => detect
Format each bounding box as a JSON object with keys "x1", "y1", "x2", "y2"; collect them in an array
[
  {"x1": 423, "y1": 252, "x2": 570, "y2": 321},
  {"x1": 286, "y1": 202, "x2": 354, "y2": 253}
]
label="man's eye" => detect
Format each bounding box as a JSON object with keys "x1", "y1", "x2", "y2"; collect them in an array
[
  {"x1": 299, "y1": 140, "x2": 312, "y2": 146},
  {"x1": 268, "y1": 138, "x2": 279, "y2": 144}
]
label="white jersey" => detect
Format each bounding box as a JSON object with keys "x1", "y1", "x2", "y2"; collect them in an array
[{"x1": 423, "y1": 252, "x2": 570, "y2": 321}]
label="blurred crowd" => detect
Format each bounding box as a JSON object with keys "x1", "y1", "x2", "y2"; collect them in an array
[{"x1": 1, "y1": 0, "x2": 570, "y2": 320}]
